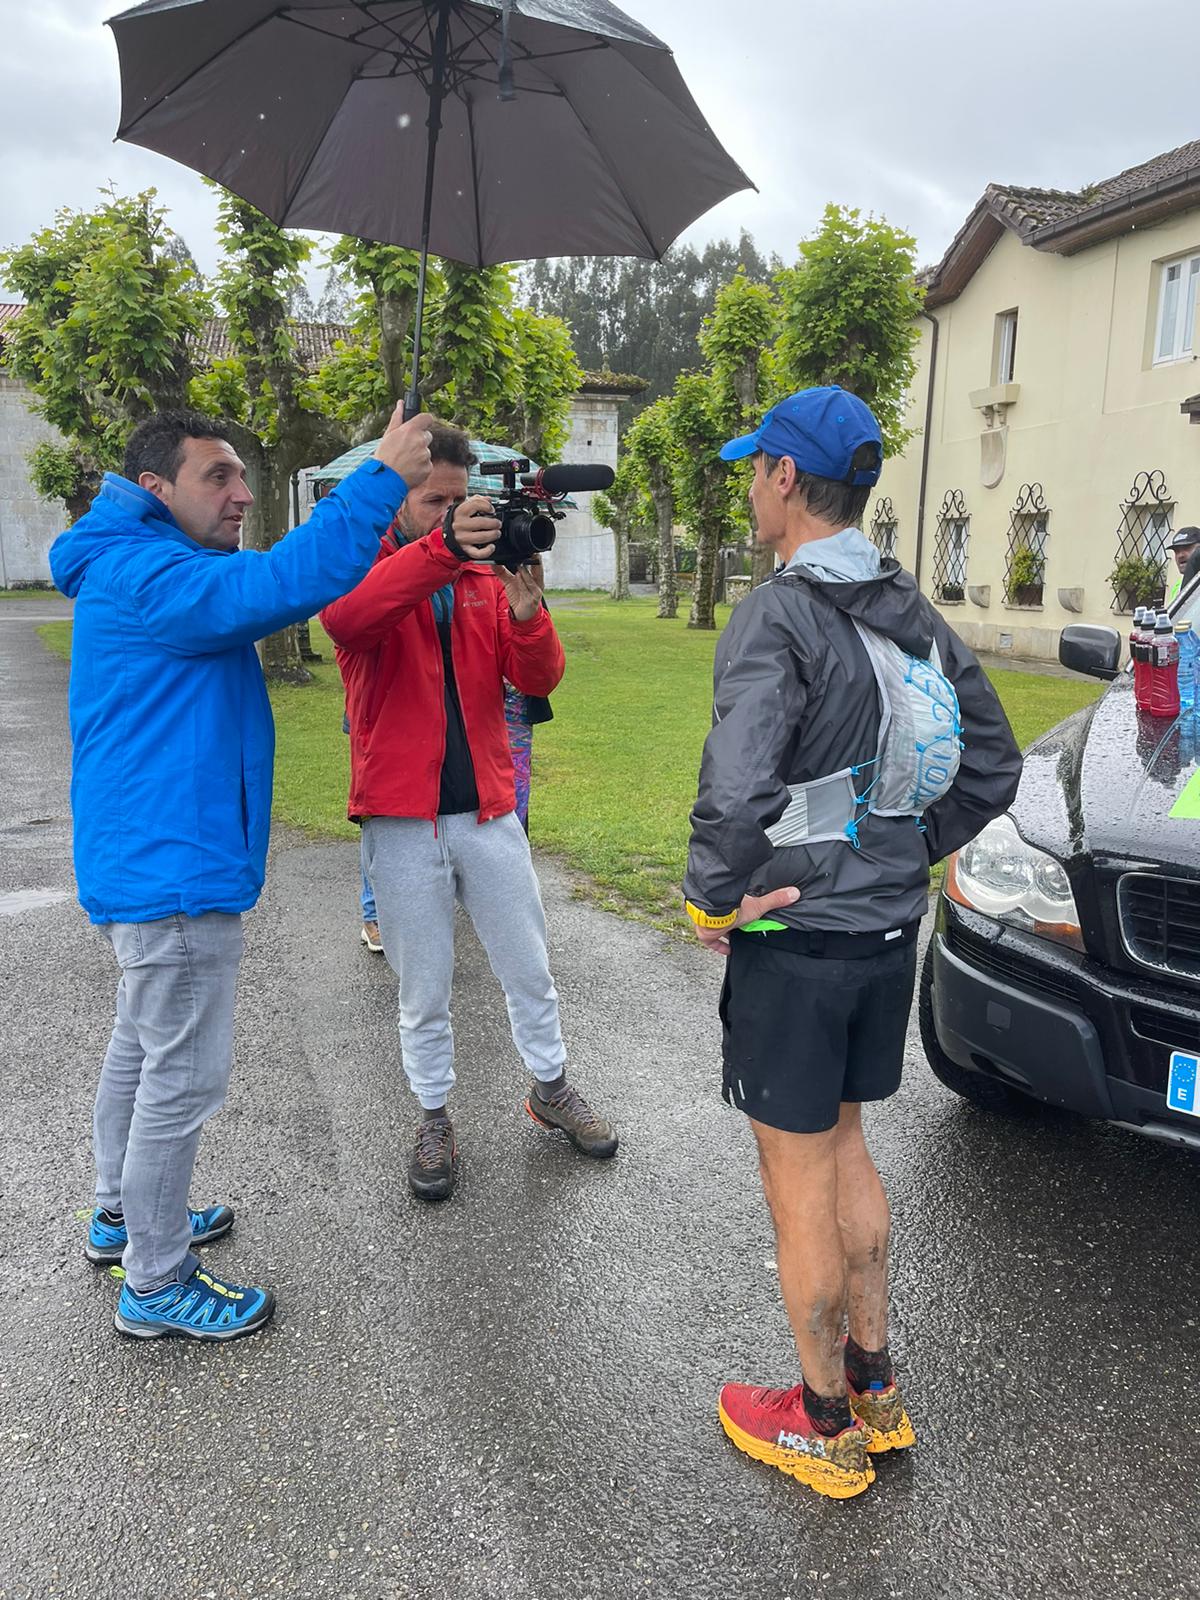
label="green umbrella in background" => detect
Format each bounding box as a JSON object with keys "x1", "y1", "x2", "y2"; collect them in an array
[{"x1": 309, "y1": 437, "x2": 576, "y2": 504}]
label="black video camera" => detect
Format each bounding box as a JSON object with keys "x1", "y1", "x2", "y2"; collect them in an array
[{"x1": 474, "y1": 458, "x2": 615, "y2": 572}]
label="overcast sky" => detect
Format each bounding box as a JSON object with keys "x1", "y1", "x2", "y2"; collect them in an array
[{"x1": 3, "y1": 0, "x2": 1199, "y2": 290}]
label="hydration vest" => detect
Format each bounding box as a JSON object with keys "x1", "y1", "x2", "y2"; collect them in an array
[{"x1": 765, "y1": 620, "x2": 962, "y2": 850}]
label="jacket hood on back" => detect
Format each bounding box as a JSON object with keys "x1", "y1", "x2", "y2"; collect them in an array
[
  {"x1": 50, "y1": 473, "x2": 195, "y2": 598},
  {"x1": 781, "y1": 558, "x2": 936, "y2": 660}
]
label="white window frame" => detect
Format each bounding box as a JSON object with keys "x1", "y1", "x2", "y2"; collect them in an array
[
  {"x1": 995, "y1": 310, "x2": 1018, "y2": 384},
  {"x1": 1153, "y1": 254, "x2": 1200, "y2": 365}
]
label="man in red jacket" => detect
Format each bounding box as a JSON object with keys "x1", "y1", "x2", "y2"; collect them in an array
[{"x1": 322, "y1": 422, "x2": 617, "y2": 1200}]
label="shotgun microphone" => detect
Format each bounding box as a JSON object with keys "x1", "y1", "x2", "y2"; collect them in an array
[{"x1": 526, "y1": 463, "x2": 615, "y2": 494}]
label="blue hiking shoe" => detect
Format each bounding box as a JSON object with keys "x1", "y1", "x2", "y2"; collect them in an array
[
  {"x1": 83, "y1": 1204, "x2": 234, "y2": 1265},
  {"x1": 114, "y1": 1265, "x2": 275, "y2": 1342}
]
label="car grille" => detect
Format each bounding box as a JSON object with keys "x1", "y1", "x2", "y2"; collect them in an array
[
  {"x1": 948, "y1": 923, "x2": 1081, "y2": 1004},
  {"x1": 1128, "y1": 1004, "x2": 1200, "y2": 1055},
  {"x1": 1117, "y1": 873, "x2": 1200, "y2": 983}
]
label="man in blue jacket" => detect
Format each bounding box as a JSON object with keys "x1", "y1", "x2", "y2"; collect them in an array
[{"x1": 50, "y1": 403, "x2": 434, "y2": 1343}]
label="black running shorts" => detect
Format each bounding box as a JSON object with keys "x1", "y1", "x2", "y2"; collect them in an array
[{"x1": 718, "y1": 925, "x2": 919, "y2": 1135}]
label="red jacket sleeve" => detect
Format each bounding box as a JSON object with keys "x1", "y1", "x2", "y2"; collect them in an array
[
  {"x1": 497, "y1": 589, "x2": 565, "y2": 697},
  {"x1": 320, "y1": 528, "x2": 461, "y2": 652}
]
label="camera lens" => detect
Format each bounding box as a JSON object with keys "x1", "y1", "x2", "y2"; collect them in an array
[{"x1": 508, "y1": 511, "x2": 557, "y2": 559}]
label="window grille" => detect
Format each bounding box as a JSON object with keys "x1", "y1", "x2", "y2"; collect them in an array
[
  {"x1": 869, "y1": 497, "x2": 898, "y2": 559},
  {"x1": 1003, "y1": 483, "x2": 1050, "y2": 607},
  {"x1": 1111, "y1": 470, "x2": 1172, "y2": 612},
  {"x1": 931, "y1": 490, "x2": 970, "y2": 603}
]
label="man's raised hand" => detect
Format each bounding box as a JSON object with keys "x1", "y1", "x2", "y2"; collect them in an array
[
  {"x1": 445, "y1": 496, "x2": 502, "y2": 562},
  {"x1": 374, "y1": 405, "x2": 434, "y2": 489}
]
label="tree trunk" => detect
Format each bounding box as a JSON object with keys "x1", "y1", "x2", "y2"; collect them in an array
[
  {"x1": 751, "y1": 540, "x2": 775, "y2": 588},
  {"x1": 654, "y1": 492, "x2": 677, "y2": 618},
  {"x1": 297, "y1": 619, "x2": 322, "y2": 661},
  {"x1": 241, "y1": 446, "x2": 312, "y2": 685},
  {"x1": 611, "y1": 519, "x2": 631, "y2": 601},
  {"x1": 688, "y1": 519, "x2": 721, "y2": 630}
]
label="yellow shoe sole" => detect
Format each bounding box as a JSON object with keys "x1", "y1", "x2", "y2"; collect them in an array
[
  {"x1": 862, "y1": 1413, "x2": 917, "y2": 1455},
  {"x1": 717, "y1": 1400, "x2": 875, "y2": 1500}
]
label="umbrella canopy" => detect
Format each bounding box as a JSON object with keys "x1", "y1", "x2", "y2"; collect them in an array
[{"x1": 107, "y1": 0, "x2": 754, "y2": 267}]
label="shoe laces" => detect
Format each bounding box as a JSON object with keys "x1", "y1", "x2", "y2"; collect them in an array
[
  {"x1": 753, "y1": 1383, "x2": 807, "y2": 1412},
  {"x1": 541, "y1": 1082, "x2": 604, "y2": 1131},
  {"x1": 414, "y1": 1117, "x2": 453, "y2": 1171}
]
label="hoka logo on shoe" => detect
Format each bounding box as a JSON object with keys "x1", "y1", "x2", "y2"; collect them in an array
[{"x1": 777, "y1": 1431, "x2": 827, "y2": 1458}]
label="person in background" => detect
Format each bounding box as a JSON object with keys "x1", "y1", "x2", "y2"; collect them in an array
[{"x1": 1168, "y1": 526, "x2": 1200, "y2": 602}]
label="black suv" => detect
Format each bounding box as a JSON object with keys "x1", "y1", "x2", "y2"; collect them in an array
[{"x1": 921, "y1": 609, "x2": 1200, "y2": 1151}]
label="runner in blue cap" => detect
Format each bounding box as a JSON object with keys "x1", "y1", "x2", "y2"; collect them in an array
[{"x1": 684, "y1": 386, "x2": 1022, "y2": 1498}]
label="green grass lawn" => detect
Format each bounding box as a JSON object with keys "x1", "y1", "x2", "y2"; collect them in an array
[
  {"x1": 38, "y1": 599, "x2": 1104, "y2": 922},
  {"x1": 0, "y1": 587, "x2": 58, "y2": 599}
]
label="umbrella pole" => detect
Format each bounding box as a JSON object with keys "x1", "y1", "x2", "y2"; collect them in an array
[{"x1": 404, "y1": 0, "x2": 453, "y2": 422}]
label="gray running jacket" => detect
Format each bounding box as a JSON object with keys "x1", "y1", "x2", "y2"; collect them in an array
[{"x1": 683, "y1": 559, "x2": 1023, "y2": 933}]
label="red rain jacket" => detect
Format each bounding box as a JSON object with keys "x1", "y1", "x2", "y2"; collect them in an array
[{"x1": 321, "y1": 527, "x2": 564, "y2": 823}]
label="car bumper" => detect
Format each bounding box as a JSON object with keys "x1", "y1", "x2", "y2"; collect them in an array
[{"x1": 931, "y1": 900, "x2": 1200, "y2": 1145}]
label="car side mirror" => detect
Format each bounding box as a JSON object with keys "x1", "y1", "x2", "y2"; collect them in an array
[{"x1": 1059, "y1": 623, "x2": 1121, "y2": 681}]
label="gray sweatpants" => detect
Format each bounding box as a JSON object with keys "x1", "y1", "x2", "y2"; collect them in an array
[
  {"x1": 95, "y1": 913, "x2": 243, "y2": 1291},
  {"x1": 363, "y1": 811, "x2": 566, "y2": 1109}
]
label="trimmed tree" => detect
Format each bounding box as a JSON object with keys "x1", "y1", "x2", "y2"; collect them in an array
[
  {"x1": 775, "y1": 204, "x2": 922, "y2": 455},
  {"x1": 621, "y1": 397, "x2": 678, "y2": 617},
  {"x1": 699, "y1": 271, "x2": 777, "y2": 590},
  {"x1": 0, "y1": 189, "x2": 204, "y2": 522},
  {"x1": 190, "y1": 189, "x2": 351, "y2": 681}
]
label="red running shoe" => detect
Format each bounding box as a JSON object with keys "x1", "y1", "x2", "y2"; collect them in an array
[{"x1": 717, "y1": 1382, "x2": 875, "y2": 1499}]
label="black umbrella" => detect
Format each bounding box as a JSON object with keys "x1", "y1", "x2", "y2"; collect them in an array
[{"x1": 108, "y1": 0, "x2": 754, "y2": 416}]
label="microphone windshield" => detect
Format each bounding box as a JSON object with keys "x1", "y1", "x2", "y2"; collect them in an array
[{"x1": 529, "y1": 463, "x2": 615, "y2": 494}]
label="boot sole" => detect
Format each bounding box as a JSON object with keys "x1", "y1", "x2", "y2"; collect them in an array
[
  {"x1": 114, "y1": 1291, "x2": 275, "y2": 1342},
  {"x1": 523, "y1": 1097, "x2": 618, "y2": 1159},
  {"x1": 717, "y1": 1400, "x2": 875, "y2": 1499},
  {"x1": 85, "y1": 1214, "x2": 235, "y2": 1265}
]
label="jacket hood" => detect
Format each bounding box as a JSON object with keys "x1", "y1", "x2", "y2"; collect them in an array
[
  {"x1": 50, "y1": 473, "x2": 195, "y2": 598},
  {"x1": 777, "y1": 558, "x2": 935, "y2": 658}
]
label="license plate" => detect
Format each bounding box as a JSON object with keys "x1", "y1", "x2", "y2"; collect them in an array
[{"x1": 1167, "y1": 1050, "x2": 1200, "y2": 1116}]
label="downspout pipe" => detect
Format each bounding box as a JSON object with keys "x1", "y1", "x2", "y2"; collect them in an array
[{"x1": 913, "y1": 307, "x2": 940, "y2": 590}]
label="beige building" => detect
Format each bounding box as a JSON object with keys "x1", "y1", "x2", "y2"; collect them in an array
[{"x1": 877, "y1": 139, "x2": 1200, "y2": 660}]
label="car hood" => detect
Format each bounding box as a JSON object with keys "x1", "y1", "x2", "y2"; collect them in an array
[{"x1": 1014, "y1": 672, "x2": 1200, "y2": 867}]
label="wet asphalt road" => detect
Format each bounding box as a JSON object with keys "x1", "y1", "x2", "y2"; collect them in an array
[{"x1": 2, "y1": 612, "x2": 1199, "y2": 1600}]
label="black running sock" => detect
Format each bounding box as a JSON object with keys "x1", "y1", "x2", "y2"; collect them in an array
[
  {"x1": 421, "y1": 1104, "x2": 451, "y2": 1122},
  {"x1": 98, "y1": 1207, "x2": 124, "y2": 1225},
  {"x1": 534, "y1": 1071, "x2": 565, "y2": 1102},
  {"x1": 845, "y1": 1335, "x2": 895, "y2": 1392},
  {"x1": 802, "y1": 1383, "x2": 853, "y2": 1437}
]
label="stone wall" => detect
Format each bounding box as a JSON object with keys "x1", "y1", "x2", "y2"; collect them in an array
[
  {"x1": 0, "y1": 378, "x2": 66, "y2": 586},
  {"x1": 542, "y1": 392, "x2": 620, "y2": 592}
]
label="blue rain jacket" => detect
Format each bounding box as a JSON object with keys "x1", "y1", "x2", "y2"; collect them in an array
[{"x1": 49, "y1": 459, "x2": 406, "y2": 924}]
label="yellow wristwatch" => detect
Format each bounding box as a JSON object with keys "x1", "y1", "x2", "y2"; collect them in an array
[{"x1": 684, "y1": 900, "x2": 738, "y2": 930}]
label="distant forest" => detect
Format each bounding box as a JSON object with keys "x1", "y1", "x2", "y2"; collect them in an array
[{"x1": 516, "y1": 230, "x2": 779, "y2": 412}]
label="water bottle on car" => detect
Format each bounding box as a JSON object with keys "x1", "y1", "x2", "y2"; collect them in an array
[{"x1": 1176, "y1": 619, "x2": 1197, "y2": 712}]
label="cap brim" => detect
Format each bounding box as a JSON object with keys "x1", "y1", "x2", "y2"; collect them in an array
[{"x1": 719, "y1": 432, "x2": 759, "y2": 462}]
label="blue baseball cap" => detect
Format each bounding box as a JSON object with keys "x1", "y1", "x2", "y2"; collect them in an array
[{"x1": 719, "y1": 386, "x2": 883, "y2": 486}]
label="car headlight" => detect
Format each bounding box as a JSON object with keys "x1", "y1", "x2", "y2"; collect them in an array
[{"x1": 945, "y1": 814, "x2": 1083, "y2": 951}]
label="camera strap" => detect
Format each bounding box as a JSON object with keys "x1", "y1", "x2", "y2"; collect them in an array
[{"x1": 442, "y1": 499, "x2": 472, "y2": 563}]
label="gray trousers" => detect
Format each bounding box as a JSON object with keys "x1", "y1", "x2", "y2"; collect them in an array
[
  {"x1": 95, "y1": 913, "x2": 243, "y2": 1291},
  {"x1": 363, "y1": 812, "x2": 566, "y2": 1109}
]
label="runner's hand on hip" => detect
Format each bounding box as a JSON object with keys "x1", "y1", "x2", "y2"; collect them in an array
[{"x1": 692, "y1": 886, "x2": 801, "y2": 956}]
